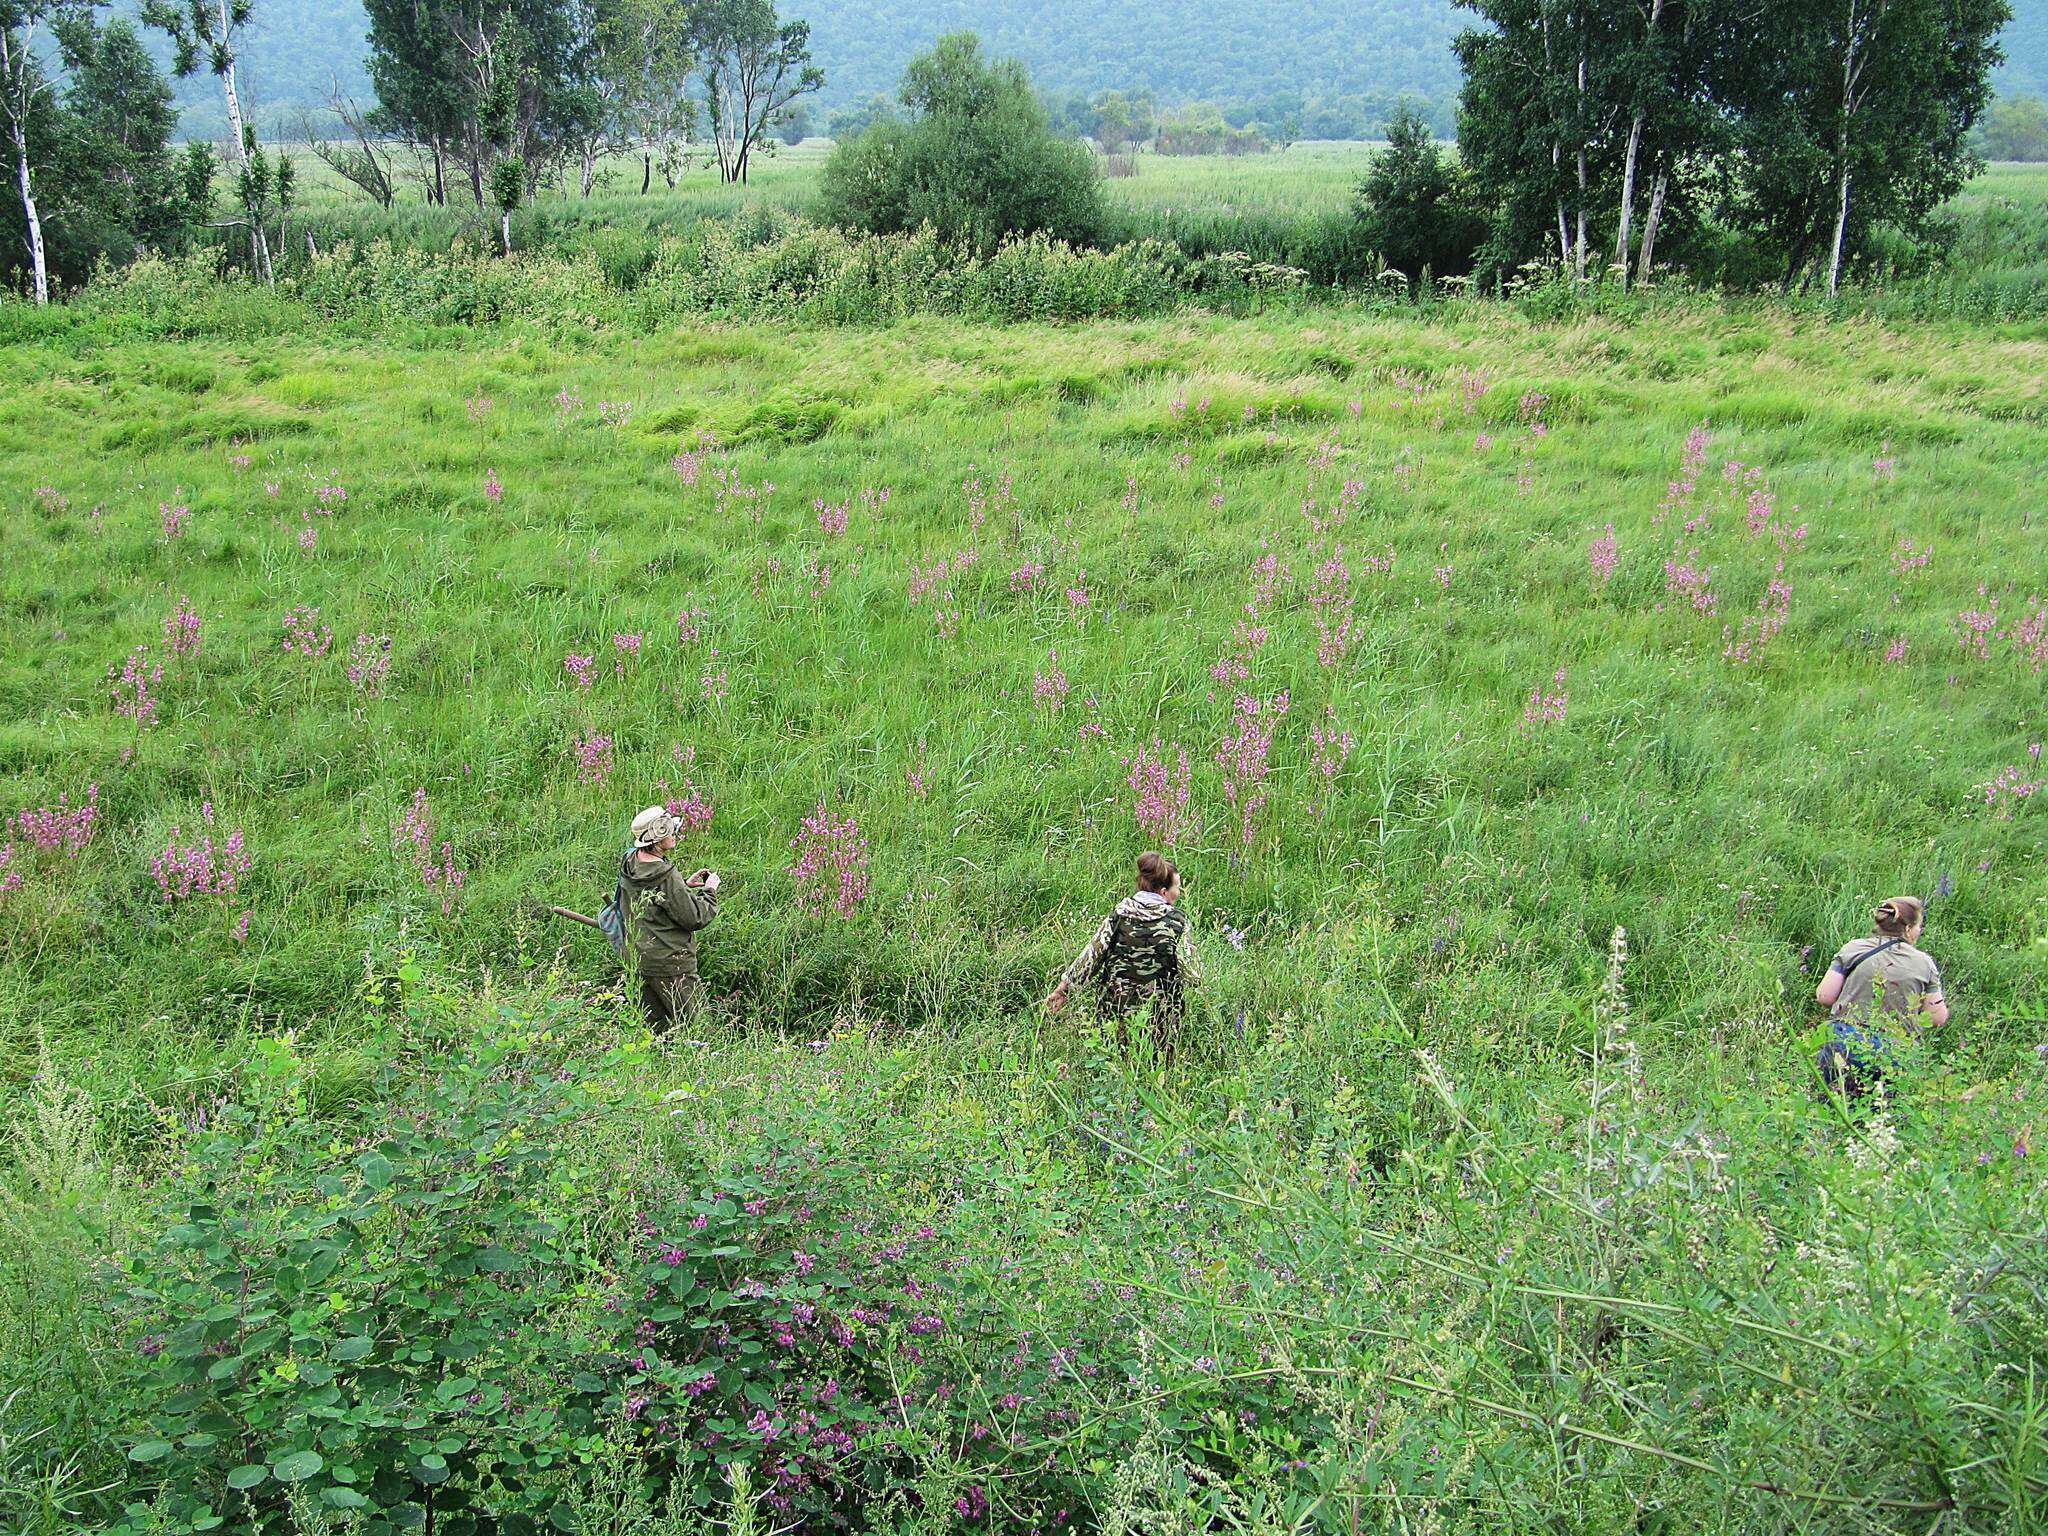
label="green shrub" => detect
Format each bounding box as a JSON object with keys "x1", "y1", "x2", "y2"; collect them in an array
[
  {"x1": 114, "y1": 1013, "x2": 620, "y2": 1533},
  {"x1": 819, "y1": 34, "x2": 1104, "y2": 254}
]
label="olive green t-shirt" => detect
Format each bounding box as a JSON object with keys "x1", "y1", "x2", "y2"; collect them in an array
[{"x1": 1829, "y1": 937, "x2": 1943, "y2": 1028}]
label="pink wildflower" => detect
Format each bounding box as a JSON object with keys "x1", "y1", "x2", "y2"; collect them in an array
[
  {"x1": 158, "y1": 501, "x2": 191, "y2": 542},
  {"x1": 397, "y1": 788, "x2": 466, "y2": 915},
  {"x1": 789, "y1": 801, "x2": 870, "y2": 918},
  {"x1": 1309, "y1": 708, "x2": 1353, "y2": 817},
  {"x1": 1521, "y1": 668, "x2": 1570, "y2": 730},
  {"x1": 1216, "y1": 691, "x2": 1289, "y2": 855},
  {"x1": 152, "y1": 802, "x2": 251, "y2": 901},
  {"x1": 347, "y1": 633, "x2": 393, "y2": 697},
  {"x1": 164, "y1": 598, "x2": 203, "y2": 659},
  {"x1": 484, "y1": 469, "x2": 503, "y2": 505},
  {"x1": 110, "y1": 645, "x2": 165, "y2": 727},
  {"x1": 1125, "y1": 741, "x2": 1194, "y2": 847},
  {"x1": 1587, "y1": 526, "x2": 1618, "y2": 586},
  {"x1": 10, "y1": 783, "x2": 98, "y2": 856},
  {"x1": 1033, "y1": 650, "x2": 1069, "y2": 711},
  {"x1": 280, "y1": 606, "x2": 333, "y2": 660},
  {"x1": 572, "y1": 733, "x2": 614, "y2": 786},
  {"x1": 564, "y1": 652, "x2": 598, "y2": 689},
  {"x1": 1954, "y1": 591, "x2": 2000, "y2": 660}
]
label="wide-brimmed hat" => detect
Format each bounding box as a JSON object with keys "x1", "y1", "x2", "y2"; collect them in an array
[{"x1": 631, "y1": 805, "x2": 681, "y2": 848}]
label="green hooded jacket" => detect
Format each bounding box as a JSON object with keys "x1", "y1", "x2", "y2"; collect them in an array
[{"x1": 618, "y1": 850, "x2": 718, "y2": 980}]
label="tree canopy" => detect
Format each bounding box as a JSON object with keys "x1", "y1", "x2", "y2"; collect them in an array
[{"x1": 818, "y1": 31, "x2": 1101, "y2": 251}]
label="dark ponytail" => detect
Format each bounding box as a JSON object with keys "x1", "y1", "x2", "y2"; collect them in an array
[{"x1": 1136, "y1": 850, "x2": 1177, "y2": 894}]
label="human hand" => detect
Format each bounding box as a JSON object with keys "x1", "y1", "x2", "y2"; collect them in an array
[
  {"x1": 1042, "y1": 986, "x2": 1067, "y2": 1016},
  {"x1": 703, "y1": 871, "x2": 721, "y2": 893}
]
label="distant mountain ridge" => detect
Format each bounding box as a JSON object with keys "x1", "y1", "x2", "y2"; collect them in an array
[{"x1": 123, "y1": 0, "x2": 2048, "y2": 139}]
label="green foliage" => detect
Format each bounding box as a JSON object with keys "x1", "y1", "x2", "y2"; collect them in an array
[
  {"x1": 113, "y1": 1007, "x2": 616, "y2": 1532},
  {"x1": 0, "y1": 11, "x2": 204, "y2": 297},
  {"x1": 1354, "y1": 103, "x2": 1484, "y2": 282},
  {"x1": 819, "y1": 32, "x2": 1104, "y2": 253},
  {"x1": 5, "y1": 252, "x2": 2048, "y2": 1530},
  {"x1": 1980, "y1": 91, "x2": 2048, "y2": 158},
  {"x1": 1455, "y1": 0, "x2": 2011, "y2": 288}
]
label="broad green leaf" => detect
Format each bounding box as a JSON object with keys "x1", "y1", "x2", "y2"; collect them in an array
[
  {"x1": 226, "y1": 1465, "x2": 268, "y2": 1491},
  {"x1": 272, "y1": 1449, "x2": 324, "y2": 1483}
]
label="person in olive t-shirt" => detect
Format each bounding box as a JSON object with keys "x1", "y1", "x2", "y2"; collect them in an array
[
  {"x1": 617, "y1": 805, "x2": 719, "y2": 1029},
  {"x1": 1814, "y1": 895, "x2": 1949, "y2": 1095}
]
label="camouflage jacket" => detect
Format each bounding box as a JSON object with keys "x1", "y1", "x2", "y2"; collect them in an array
[{"x1": 1059, "y1": 893, "x2": 1202, "y2": 1007}]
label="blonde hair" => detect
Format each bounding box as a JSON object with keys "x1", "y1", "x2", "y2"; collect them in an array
[{"x1": 1873, "y1": 896, "x2": 1925, "y2": 937}]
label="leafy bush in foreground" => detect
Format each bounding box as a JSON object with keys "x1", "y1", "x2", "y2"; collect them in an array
[{"x1": 75, "y1": 958, "x2": 2048, "y2": 1533}]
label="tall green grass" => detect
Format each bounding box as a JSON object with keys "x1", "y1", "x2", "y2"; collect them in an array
[{"x1": 0, "y1": 289, "x2": 2044, "y2": 1529}]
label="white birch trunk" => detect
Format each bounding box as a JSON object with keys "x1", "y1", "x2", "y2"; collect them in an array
[
  {"x1": 13, "y1": 117, "x2": 45, "y2": 304},
  {"x1": 218, "y1": 0, "x2": 247, "y2": 163},
  {"x1": 1826, "y1": 160, "x2": 1851, "y2": 296},
  {"x1": 1574, "y1": 40, "x2": 1589, "y2": 284},
  {"x1": 1636, "y1": 170, "x2": 1666, "y2": 283}
]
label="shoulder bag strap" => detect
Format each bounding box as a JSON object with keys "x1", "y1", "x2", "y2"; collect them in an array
[{"x1": 1838, "y1": 936, "x2": 1902, "y2": 983}]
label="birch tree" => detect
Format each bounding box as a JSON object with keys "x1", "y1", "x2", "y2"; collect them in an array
[
  {"x1": 140, "y1": 0, "x2": 253, "y2": 164},
  {"x1": 694, "y1": 0, "x2": 821, "y2": 185},
  {"x1": 142, "y1": 0, "x2": 268, "y2": 277},
  {"x1": 0, "y1": 0, "x2": 71, "y2": 302}
]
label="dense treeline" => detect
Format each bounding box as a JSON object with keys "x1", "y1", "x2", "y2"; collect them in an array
[
  {"x1": 1453, "y1": 0, "x2": 2010, "y2": 293},
  {"x1": 111, "y1": 0, "x2": 2048, "y2": 142},
  {"x1": 1, "y1": 0, "x2": 2030, "y2": 302}
]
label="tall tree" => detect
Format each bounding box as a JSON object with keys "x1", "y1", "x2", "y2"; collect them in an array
[
  {"x1": 1456, "y1": 0, "x2": 1607, "y2": 276},
  {"x1": 1355, "y1": 102, "x2": 1485, "y2": 281},
  {"x1": 567, "y1": 0, "x2": 693, "y2": 195},
  {"x1": 819, "y1": 31, "x2": 1101, "y2": 251},
  {"x1": 142, "y1": 0, "x2": 269, "y2": 274},
  {"x1": 139, "y1": 0, "x2": 254, "y2": 167},
  {"x1": 1, "y1": 0, "x2": 87, "y2": 302},
  {"x1": 1728, "y1": 0, "x2": 2006, "y2": 290},
  {"x1": 362, "y1": 0, "x2": 464, "y2": 203},
  {"x1": 53, "y1": 14, "x2": 191, "y2": 256},
  {"x1": 694, "y1": 0, "x2": 821, "y2": 184},
  {"x1": 364, "y1": 0, "x2": 597, "y2": 207}
]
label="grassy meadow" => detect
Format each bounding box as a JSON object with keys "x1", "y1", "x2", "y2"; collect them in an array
[{"x1": 2, "y1": 277, "x2": 2047, "y2": 1529}]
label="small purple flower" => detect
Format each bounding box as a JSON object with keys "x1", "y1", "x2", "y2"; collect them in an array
[
  {"x1": 690, "y1": 1213, "x2": 708, "y2": 1230},
  {"x1": 792, "y1": 1249, "x2": 814, "y2": 1275},
  {"x1": 137, "y1": 1333, "x2": 166, "y2": 1357},
  {"x1": 659, "y1": 1243, "x2": 685, "y2": 1266}
]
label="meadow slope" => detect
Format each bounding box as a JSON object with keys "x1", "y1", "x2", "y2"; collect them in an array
[{"x1": 1, "y1": 297, "x2": 2046, "y2": 1531}]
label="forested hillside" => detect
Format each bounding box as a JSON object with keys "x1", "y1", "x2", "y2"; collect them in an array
[{"x1": 118, "y1": 0, "x2": 2048, "y2": 141}]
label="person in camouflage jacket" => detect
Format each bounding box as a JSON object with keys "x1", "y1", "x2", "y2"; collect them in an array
[{"x1": 1043, "y1": 851, "x2": 1202, "y2": 1054}]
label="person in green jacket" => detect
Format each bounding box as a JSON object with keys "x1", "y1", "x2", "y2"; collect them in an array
[{"x1": 619, "y1": 805, "x2": 719, "y2": 1028}]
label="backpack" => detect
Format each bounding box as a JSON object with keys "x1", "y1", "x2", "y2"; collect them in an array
[
  {"x1": 1098, "y1": 906, "x2": 1185, "y2": 1012},
  {"x1": 597, "y1": 877, "x2": 628, "y2": 958}
]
